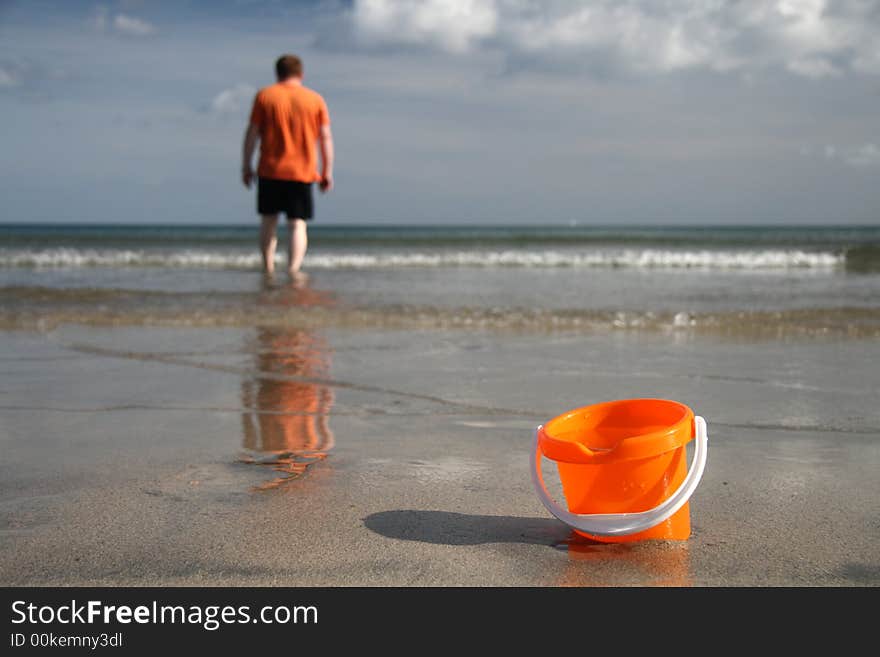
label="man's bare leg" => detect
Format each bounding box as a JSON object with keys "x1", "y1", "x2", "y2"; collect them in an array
[
  {"x1": 287, "y1": 218, "x2": 308, "y2": 275},
  {"x1": 260, "y1": 214, "x2": 279, "y2": 274}
]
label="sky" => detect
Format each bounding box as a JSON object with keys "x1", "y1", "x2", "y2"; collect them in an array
[{"x1": 0, "y1": 0, "x2": 879, "y2": 225}]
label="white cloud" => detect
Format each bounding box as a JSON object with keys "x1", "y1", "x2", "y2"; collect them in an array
[
  {"x1": 352, "y1": 0, "x2": 497, "y2": 53},
  {"x1": 90, "y1": 7, "x2": 156, "y2": 37},
  {"x1": 0, "y1": 59, "x2": 44, "y2": 89},
  {"x1": 822, "y1": 142, "x2": 880, "y2": 167},
  {"x1": 0, "y1": 65, "x2": 19, "y2": 87},
  {"x1": 91, "y1": 6, "x2": 108, "y2": 32},
  {"x1": 112, "y1": 14, "x2": 156, "y2": 37},
  {"x1": 345, "y1": 0, "x2": 880, "y2": 78},
  {"x1": 843, "y1": 143, "x2": 880, "y2": 167},
  {"x1": 787, "y1": 57, "x2": 841, "y2": 78},
  {"x1": 208, "y1": 84, "x2": 256, "y2": 115}
]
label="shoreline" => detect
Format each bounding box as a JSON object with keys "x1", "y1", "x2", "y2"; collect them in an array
[{"x1": 3, "y1": 304, "x2": 880, "y2": 338}]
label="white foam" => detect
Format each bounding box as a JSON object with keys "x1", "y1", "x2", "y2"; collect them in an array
[
  {"x1": 0, "y1": 248, "x2": 264, "y2": 269},
  {"x1": 0, "y1": 248, "x2": 844, "y2": 270},
  {"x1": 306, "y1": 249, "x2": 843, "y2": 269}
]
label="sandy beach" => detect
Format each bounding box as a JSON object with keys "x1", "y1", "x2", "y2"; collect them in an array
[
  {"x1": 1, "y1": 322, "x2": 877, "y2": 587},
  {"x1": 4, "y1": 0, "x2": 880, "y2": 601}
]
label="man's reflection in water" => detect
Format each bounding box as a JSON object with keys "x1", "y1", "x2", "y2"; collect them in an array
[{"x1": 240, "y1": 277, "x2": 336, "y2": 490}]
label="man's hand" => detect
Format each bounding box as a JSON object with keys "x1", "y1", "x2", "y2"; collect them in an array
[
  {"x1": 318, "y1": 123, "x2": 334, "y2": 194},
  {"x1": 242, "y1": 165, "x2": 255, "y2": 189},
  {"x1": 242, "y1": 123, "x2": 260, "y2": 189}
]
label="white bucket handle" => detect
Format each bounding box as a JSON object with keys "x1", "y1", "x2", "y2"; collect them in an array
[{"x1": 530, "y1": 416, "x2": 708, "y2": 537}]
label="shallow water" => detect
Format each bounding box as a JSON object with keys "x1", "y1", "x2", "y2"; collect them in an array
[{"x1": 2, "y1": 224, "x2": 879, "y2": 336}]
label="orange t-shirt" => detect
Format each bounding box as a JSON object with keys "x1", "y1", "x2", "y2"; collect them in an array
[{"x1": 249, "y1": 83, "x2": 330, "y2": 183}]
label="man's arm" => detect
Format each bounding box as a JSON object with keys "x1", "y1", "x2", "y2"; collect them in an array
[
  {"x1": 318, "y1": 123, "x2": 334, "y2": 193},
  {"x1": 241, "y1": 123, "x2": 260, "y2": 188}
]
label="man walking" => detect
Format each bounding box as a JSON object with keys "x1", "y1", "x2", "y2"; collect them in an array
[{"x1": 242, "y1": 55, "x2": 334, "y2": 276}]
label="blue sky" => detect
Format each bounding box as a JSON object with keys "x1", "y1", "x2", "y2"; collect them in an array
[{"x1": 1, "y1": 0, "x2": 879, "y2": 225}]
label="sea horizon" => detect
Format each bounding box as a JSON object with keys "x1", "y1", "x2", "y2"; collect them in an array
[{"x1": 2, "y1": 220, "x2": 878, "y2": 228}]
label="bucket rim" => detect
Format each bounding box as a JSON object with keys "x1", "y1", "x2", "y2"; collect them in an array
[{"x1": 538, "y1": 398, "x2": 695, "y2": 464}]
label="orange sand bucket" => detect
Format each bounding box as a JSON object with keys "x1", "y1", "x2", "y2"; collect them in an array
[{"x1": 530, "y1": 399, "x2": 708, "y2": 542}]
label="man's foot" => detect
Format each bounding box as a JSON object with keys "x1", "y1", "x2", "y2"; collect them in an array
[{"x1": 287, "y1": 270, "x2": 309, "y2": 289}]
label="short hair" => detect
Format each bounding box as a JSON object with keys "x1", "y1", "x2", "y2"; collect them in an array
[{"x1": 275, "y1": 55, "x2": 303, "y2": 80}]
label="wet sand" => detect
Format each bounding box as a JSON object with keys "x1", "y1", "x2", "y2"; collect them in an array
[{"x1": 0, "y1": 324, "x2": 878, "y2": 586}]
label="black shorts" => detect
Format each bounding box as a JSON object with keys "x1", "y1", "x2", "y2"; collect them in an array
[{"x1": 257, "y1": 177, "x2": 314, "y2": 220}]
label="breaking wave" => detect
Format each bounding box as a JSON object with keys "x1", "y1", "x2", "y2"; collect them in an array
[{"x1": 0, "y1": 248, "x2": 845, "y2": 270}]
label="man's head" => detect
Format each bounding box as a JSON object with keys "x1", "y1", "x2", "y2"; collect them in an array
[{"x1": 275, "y1": 55, "x2": 303, "y2": 82}]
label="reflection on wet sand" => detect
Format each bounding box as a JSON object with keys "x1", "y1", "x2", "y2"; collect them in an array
[
  {"x1": 240, "y1": 277, "x2": 336, "y2": 490},
  {"x1": 556, "y1": 533, "x2": 692, "y2": 586}
]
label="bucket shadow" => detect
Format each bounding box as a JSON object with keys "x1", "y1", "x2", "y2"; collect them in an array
[
  {"x1": 363, "y1": 510, "x2": 572, "y2": 546},
  {"x1": 364, "y1": 510, "x2": 692, "y2": 586}
]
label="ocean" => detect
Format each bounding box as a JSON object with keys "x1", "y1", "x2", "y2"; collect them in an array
[{"x1": 2, "y1": 223, "x2": 879, "y2": 336}]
